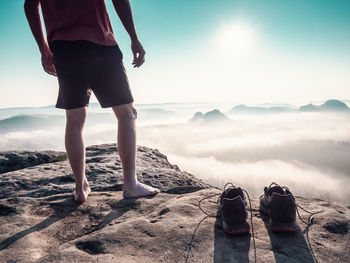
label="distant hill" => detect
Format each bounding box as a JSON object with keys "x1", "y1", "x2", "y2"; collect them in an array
[
  {"x1": 299, "y1": 104, "x2": 318, "y2": 112},
  {"x1": 320, "y1": 99, "x2": 349, "y2": 111},
  {"x1": 299, "y1": 99, "x2": 349, "y2": 112},
  {"x1": 228, "y1": 104, "x2": 293, "y2": 114},
  {"x1": 226, "y1": 99, "x2": 349, "y2": 114},
  {"x1": 191, "y1": 112, "x2": 204, "y2": 121},
  {"x1": 191, "y1": 109, "x2": 228, "y2": 122},
  {"x1": 0, "y1": 114, "x2": 64, "y2": 133}
]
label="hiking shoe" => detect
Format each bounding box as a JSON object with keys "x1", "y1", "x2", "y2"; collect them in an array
[
  {"x1": 259, "y1": 182, "x2": 299, "y2": 232},
  {"x1": 218, "y1": 183, "x2": 250, "y2": 235}
]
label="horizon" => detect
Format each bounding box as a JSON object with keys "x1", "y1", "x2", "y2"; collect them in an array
[{"x1": 1, "y1": 98, "x2": 350, "y2": 111}]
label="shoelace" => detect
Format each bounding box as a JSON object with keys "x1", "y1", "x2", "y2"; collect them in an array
[
  {"x1": 191, "y1": 182, "x2": 324, "y2": 263},
  {"x1": 191, "y1": 182, "x2": 257, "y2": 263},
  {"x1": 263, "y1": 182, "x2": 323, "y2": 263}
]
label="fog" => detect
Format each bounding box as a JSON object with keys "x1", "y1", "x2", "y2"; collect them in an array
[
  {"x1": 1, "y1": 106, "x2": 350, "y2": 202},
  {"x1": 137, "y1": 113, "x2": 350, "y2": 201}
]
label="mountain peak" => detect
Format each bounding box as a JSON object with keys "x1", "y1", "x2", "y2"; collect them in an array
[
  {"x1": 320, "y1": 99, "x2": 349, "y2": 111},
  {"x1": 299, "y1": 99, "x2": 349, "y2": 112},
  {"x1": 191, "y1": 109, "x2": 228, "y2": 122}
]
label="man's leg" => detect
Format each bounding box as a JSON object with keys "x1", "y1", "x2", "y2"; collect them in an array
[
  {"x1": 112, "y1": 103, "x2": 160, "y2": 198},
  {"x1": 65, "y1": 106, "x2": 91, "y2": 202}
]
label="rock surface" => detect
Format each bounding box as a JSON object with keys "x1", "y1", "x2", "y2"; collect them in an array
[
  {"x1": 0, "y1": 151, "x2": 66, "y2": 174},
  {"x1": 0, "y1": 144, "x2": 349, "y2": 262}
]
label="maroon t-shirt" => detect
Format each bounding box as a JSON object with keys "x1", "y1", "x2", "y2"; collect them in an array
[{"x1": 40, "y1": 0, "x2": 117, "y2": 47}]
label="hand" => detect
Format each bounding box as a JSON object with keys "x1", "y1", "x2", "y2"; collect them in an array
[
  {"x1": 41, "y1": 48, "x2": 57, "y2": 76},
  {"x1": 131, "y1": 40, "x2": 146, "y2": 68}
]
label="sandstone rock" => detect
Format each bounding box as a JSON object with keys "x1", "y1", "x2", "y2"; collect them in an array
[
  {"x1": 0, "y1": 151, "x2": 66, "y2": 174},
  {"x1": 0, "y1": 144, "x2": 349, "y2": 262}
]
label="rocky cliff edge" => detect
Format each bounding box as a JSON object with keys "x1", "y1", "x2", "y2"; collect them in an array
[{"x1": 0, "y1": 144, "x2": 349, "y2": 263}]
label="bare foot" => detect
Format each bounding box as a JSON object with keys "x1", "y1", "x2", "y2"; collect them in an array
[
  {"x1": 73, "y1": 181, "x2": 91, "y2": 203},
  {"x1": 123, "y1": 182, "x2": 160, "y2": 199}
]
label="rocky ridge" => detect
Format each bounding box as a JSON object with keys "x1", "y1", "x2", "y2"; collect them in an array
[{"x1": 0, "y1": 144, "x2": 349, "y2": 262}]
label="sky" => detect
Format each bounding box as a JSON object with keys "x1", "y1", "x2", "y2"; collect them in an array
[{"x1": 0, "y1": 0, "x2": 349, "y2": 108}]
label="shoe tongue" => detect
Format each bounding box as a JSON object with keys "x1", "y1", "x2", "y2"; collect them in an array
[
  {"x1": 225, "y1": 187, "x2": 244, "y2": 199},
  {"x1": 268, "y1": 186, "x2": 284, "y2": 196}
]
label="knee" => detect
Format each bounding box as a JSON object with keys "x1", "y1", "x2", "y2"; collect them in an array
[
  {"x1": 113, "y1": 103, "x2": 137, "y2": 121},
  {"x1": 66, "y1": 107, "x2": 87, "y2": 131},
  {"x1": 66, "y1": 119, "x2": 85, "y2": 132}
]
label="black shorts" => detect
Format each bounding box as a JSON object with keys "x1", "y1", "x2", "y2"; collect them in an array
[{"x1": 51, "y1": 40, "x2": 134, "y2": 109}]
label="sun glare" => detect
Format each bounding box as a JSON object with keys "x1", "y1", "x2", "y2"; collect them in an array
[{"x1": 214, "y1": 22, "x2": 257, "y2": 56}]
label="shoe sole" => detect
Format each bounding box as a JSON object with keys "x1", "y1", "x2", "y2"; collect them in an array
[
  {"x1": 223, "y1": 220, "x2": 250, "y2": 235},
  {"x1": 270, "y1": 219, "x2": 299, "y2": 233}
]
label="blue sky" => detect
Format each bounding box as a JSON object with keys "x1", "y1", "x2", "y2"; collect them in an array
[{"x1": 0, "y1": 0, "x2": 349, "y2": 108}]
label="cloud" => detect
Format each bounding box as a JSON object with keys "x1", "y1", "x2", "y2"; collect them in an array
[
  {"x1": 166, "y1": 154, "x2": 349, "y2": 202},
  {"x1": 137, "y1": 112, "x2": 350, "y2": 201},
  {"x1": 0, "y1": 129, "x2": 64, "y2": 151},
  {"x1": 1, "y1": 110, "x2": 349, "y2": 202}
]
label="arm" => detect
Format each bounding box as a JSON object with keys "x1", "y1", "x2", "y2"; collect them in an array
[
  {"x1": 112, "y1": 0, "x2": 145, "y2": 67},
  {"x1": 24, "y1": 0, "x2": 56, "y2": 76}
]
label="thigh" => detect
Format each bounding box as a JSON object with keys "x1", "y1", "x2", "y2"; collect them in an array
[
  {"x1": 82, "y1": 47, "x2": 134, "y2": 108},
  {"x1": 52, "y1": 43, "x2": 91, "y2": 109},
  {"x1": 54, "y1": 61, "x2": 91, "y2": 109}
]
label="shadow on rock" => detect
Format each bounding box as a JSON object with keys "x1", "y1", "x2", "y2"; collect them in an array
[
  {"x1": 214, "y1": 215, "x2": 251, "y2": 263},
  {"x1": 260, "y1": 212, "x2": 315, "y2": 263},
  {"x1": 0, "y1": 197, "x2": 80, "y2": 251},
  {"x1": 92, "y1": 195, "x2": 157, "y2": 232},
  {"x1": 0, "y1": 194, "x2": 157, "y2": 253}
]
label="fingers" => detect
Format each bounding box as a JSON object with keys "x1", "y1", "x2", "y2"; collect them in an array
[
  {"x1": 132, "y1": 49, "x2": 146, "y2": 68},
  {"x1": 42, "y1": 53, "x2": 57, "y2": 76},
  {"x1": 43, "y1": 64, "x2": 57, "y2": 76},
  {"x1": 44, "y1": 64, "x2": 57, "y2": 76},
  {"x1": 48, "y1": 54, "x2": 57, "y2": 76},
  {"x1": 50, "y1": 64, "x2": 57, "y2": 76},
  {"x1": 131, "y1": 41, "x2": 146, "y2": 68}
]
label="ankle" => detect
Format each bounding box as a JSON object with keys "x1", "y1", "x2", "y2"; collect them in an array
[
  {"x1": 83, "y1": 179, "x2": 89, "y2": 187},
  {"x1": 123, "y1": 178, "x2": 138, "y2": 187},
  {"x1": 76, "y1": 180, "x2": 89, "y2": 192}
]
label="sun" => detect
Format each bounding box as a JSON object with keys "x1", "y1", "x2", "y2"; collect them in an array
[{"x1": 214, "y1": 22, "x2": 257, "y2": 56}]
